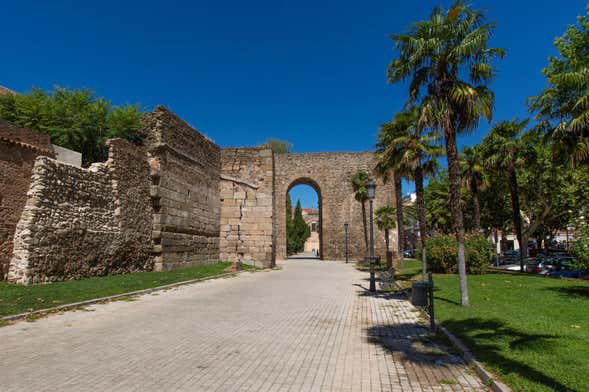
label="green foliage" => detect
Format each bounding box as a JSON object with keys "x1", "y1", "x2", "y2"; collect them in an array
[
  {"x1": 286, "y1": 199, "x2": 311, "y2": 255},
  {"x1": 266, "y1": 138, "x2": 292, "y2": 154},
  {"x1": 0, "y1": 86, "x2": 144, "y2": 166},
  {"x1": 425, "y1": 234, "x2": 492, "y2": 274},
  {"x1": 573, "y1": 225, "x2": 589, "y2": 270},
  {"x1": 375, "y1": 206, "x2": 396, "y2": 232},
  {"x1": 529, "y1": 6, "x2": 589, "y2": 167},
  {"x1": 351, "y1": 170, "x2": 369, "y2": 202}
]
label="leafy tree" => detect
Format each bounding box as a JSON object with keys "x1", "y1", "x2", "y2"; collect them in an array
[
  {"x1": 266, "y1": 139, "x2": 292, "y2": 154},
  {"x1": 287, "y1": 199, "x2": 311, "y2": 255},
  {"x1": 0, "y1": 86, "x2": 144, "y2": 166},
  {"x1": 481, "y1": 119, "x2": 528, "y2": 271},
  {"x1": 375, "y1": 205, "x2": 397, "y2": 268},
  {"x1": 529, "y1": 7, "x2": 589, "y2": 167},
  {"x1": 376, "y1": 107, "x2": 442, "y2": 279},
  {"x1": 387, "y1": 1, "x2": 504, "y2": 305},
  {"x1": 460, "y1": 146, "x2": 487, "y2": 232},
  {"x1": 351, "y1": 170, "x2": 370, "y2": 252}
]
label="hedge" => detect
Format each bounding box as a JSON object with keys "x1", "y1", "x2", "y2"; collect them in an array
[{"x1": 424, "y1": 234, "x2": 493, "y2": 274}]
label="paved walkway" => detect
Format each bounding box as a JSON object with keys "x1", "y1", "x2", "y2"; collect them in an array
[{"x1": 0, "y1": 260, "x2": 485, "y2": 391}]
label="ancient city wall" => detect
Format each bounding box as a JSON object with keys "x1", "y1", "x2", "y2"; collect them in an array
[
  {"x1": 7, "y1": 139, "x2": 153, "y2": 284},
  {"x1": 0, "y1": 119, "x2": 55, "y2": 279},
  {"x1": 141, "y1": 106, "x2": 221, "y2": 271},
  {"x1": 220, "y1": 147, "x2": 275, "y2": 267},
  {"x1": 274, "y1": 152, "x2": 395, "y2": 261}
]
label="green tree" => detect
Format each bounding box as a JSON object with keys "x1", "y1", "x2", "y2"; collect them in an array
[
  {"x1": 529, "y1": 7, "x2": 589, "y2": 167},
  {"x1": 460, "y1": 146, "x2": 487, "y2": 232},
  {"x1": 377, "y1": 107, "x2": 442, "y2": 279},
  {"x1": 0, "y1": 86, "x2": 144, "y2": 166},
  {"x1": 387, "y1": 1, "x2": 504, "y2": 306},
  {"x1": 351, "y1": 170, "x2": 370, "y2": 252},
  {"x1": 266, "y1": 139, "x2": 292, "y2": 154},
  {"x1": 481, "y1": 119, "x2": 528, "y2": 271},
  {"x1": 375, "y1": 205, "x2": 397, "y2": 268}
]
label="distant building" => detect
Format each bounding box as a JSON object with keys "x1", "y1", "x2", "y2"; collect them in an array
[{"x1": 302, "y1": 208, "x2": 320, "y2": 254}]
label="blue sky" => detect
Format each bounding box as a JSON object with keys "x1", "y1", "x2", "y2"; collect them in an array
[{"x1": 1, "y1": 1, "x2": 583, "y2": 207}]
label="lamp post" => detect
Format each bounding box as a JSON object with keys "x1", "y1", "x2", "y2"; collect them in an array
[
  {"x1": 344, "y1": 223, "x2": 349, "y2": 263},
  {"x1": 366, "y1": 178, "x2": 376, "y2": 292}
]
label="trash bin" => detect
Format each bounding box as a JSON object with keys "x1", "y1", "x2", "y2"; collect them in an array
[{"x1": 411, "y1": 281, "x2": 432, "y2": 307}]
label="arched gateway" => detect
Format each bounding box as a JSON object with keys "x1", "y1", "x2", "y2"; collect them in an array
[
  {"x1": 274, "y1": 152, "x2": 395, "y2": 262},
  {"x1": 4, "y1": 107, "x2": 400, "y2": 283}
]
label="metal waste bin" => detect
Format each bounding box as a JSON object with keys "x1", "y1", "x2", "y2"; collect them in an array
[{"x1": 411, "y1": 281, "x2": 432, "y2": 307}]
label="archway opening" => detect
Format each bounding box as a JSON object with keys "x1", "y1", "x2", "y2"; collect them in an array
[{"x1": 286, "y1": 179, "x2": 322, "y2": 260}]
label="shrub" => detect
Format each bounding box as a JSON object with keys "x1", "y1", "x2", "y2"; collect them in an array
[
  {"x1": 573, "y1": 226, "x2": 589, "y2": 270},
  {"x1": 425, "y1": 234, "x2": 492, "y2": 274}
]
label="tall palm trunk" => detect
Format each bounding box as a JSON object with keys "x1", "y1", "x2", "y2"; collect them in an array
[
  {"x1": 361, "y1": 200, "x2": 369, "y2": 255},
  {"x1": 507, "y1": 165, "x2": 524, "y2": 272},
  {"x1": 394, "y1": 173, "x2": 404, "y2": 267},
  {"x1": 470, "y1": 179, "x2": 481, "y2": 232},
  {"x1": 445, "y1": 131, "x2": 469, "y2": 306},
  {"x1": 414, "y1": 166, "x2": 427, "y2": 280}
]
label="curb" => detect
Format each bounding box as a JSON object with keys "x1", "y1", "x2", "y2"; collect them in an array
[
  {"x1": 394, "y1": 282, "x2": 511, "y2": 392},
  {"x1": 1, "y1": 270, "x2": 249, "y2": 323},
  {"x1": 434, "y1": 323, "x2": 512, "y2": 392}
]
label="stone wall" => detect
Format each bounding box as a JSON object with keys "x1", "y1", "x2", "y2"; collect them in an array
[
  {"x1": 274, "y1": 152, "x2": 395, "y2": 261},
  {"x1": 220, "y1": 147, "x2": 274, "y2": 267},
  {"x1": 0, "y1": 119, "x2": 55, "y2": 279},
  {"x1": 141, "y1": 106, "x2": 221, "y2": 271},
  {"x1": 7, "y1": 139, "x2": 153, "y2": 284}
]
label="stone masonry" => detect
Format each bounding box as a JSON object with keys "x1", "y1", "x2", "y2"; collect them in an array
[
  {"x1": 275, "y1": 152, "x2": 396, "y2": 261},
  {"x1": 4, "y1": 106, "x2": 398, "y2": 283},
  {"x1": 220, "y1": 147, "x2": 275, "y2": 267},
  {"x1": 140, "y1": 106, "x2": 221, "y2": 271},
  {"x1": 0, "y1": 119, "x2": 55, "y2": 279},
  {"x1": 7, "y1": 139, "x2": 153, "y2": 284}
]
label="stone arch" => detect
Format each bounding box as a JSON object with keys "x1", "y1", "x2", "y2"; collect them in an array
[
  {"x1": 274, "y1": 152, "x2": 396, "y2": 262},
  {"x1": 286, "y1": 177, "x2": 323, "y2": 259}
]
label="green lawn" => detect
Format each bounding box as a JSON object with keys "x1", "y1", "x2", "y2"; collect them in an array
[
  {"x1": 397, "y1": 260, "x2": 589, "y2": 392},
  {"x1": 0, "y1": 262, "x2": 254, "y2": 318}
]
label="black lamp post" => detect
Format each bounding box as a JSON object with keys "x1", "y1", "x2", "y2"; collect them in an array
[
  {"x1": 366, "y1": 178, "x2": 377, "y2": 292},
  {"x1": 344, "y1": 223, "x2": 349, "y2": 263}
]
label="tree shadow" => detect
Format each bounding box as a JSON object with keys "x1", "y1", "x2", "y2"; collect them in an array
[
  {"x1": 544, "y1": 285, "x2": 589, "y2": 299},
  {"x1": 366, "y1": 323, "x2": 465, "y2": 368},
  {"x1": 439, "y1": 318, "x2": 575, "y2": 392}
]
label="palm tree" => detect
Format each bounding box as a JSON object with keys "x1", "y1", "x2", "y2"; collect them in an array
[
  {"x1": 482, "y1": 119, "x2": 528, "y2": 272},
  {"x1": 460, "y1": 146, "x2": 487, "y2": 232},
  {"x1": 375, "y1": 205, "x2": 397, "y2": 268},
  {"x1": 387, "y1": 1, "x2": 504, "y2": 306},
  {"x1": 378, "y1": 108, "x2": 442, "y2": 280},
  {"x1": 351, "y1": 170, "x2": 370, "y2": 253},
  {"x1": 528, "y1": 10, "x2": 589, "y2": 168},
  {"x1": 376, "y1": 127, "x2": 411, "y2": 266}
]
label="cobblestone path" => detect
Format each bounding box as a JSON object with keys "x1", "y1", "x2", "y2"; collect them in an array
[{"x1": 0, "y1": 259, "x2": 485, "y2": 391}]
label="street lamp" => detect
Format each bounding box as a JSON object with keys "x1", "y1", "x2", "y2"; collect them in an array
[
  {"x1": 344, "y1": 223, "x2": 349, "y2": 263},
  {"x1": 366, "y1": 178, "x2": 377, "y2": 292}
]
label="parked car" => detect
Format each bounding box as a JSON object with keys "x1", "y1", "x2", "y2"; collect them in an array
[
  {"x1": 549, "y1": 269, "x2": 587, "y2": 279},
  {"x1": 403, "y1": 249, "x2": 414, "y2": 258}
]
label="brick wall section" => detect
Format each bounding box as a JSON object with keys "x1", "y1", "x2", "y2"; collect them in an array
[
  {"x1": 274, "y1": 152, "x2": 395, "y2": 261},
  {"x1": 0, "y1": 120, "x2": 54, "y2": 279},
  {"x1": 220, "y1": 147, "x2": 275, "y2": 267},
  {"x1": 6, "y1": 139, "x2": 153, "y2": 284},
  {"x1": 141, "y1": 106, "x2": 221, "y2": 271}
]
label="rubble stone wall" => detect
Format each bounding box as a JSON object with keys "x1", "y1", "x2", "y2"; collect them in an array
[
  {"x1": 274, "y1": 152, "x2": 396, "y2": 261},
  {"x1": 7, "y1": 139, "x2": 153, "y2": 284},
  {"x1": 220, "y1": 147, "x2": 274, "y2": 267},
  {"x1": 0, "y1": 120, "x2": 54, "y2": 279},
  {"x1": 141, "y1": 106, "x2": 221, "y2": 271}
]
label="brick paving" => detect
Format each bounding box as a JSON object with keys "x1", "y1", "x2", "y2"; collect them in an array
[{"x1": 0, "y1": 260, "x2": 486, "y2": 391}]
